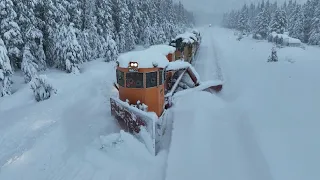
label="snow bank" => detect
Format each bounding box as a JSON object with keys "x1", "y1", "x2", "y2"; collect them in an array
[{"x1": 117, "y1": 45, "x2": 176, "y2": 68}]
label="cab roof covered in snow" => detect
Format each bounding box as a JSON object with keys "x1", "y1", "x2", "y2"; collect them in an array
[{"x1": 117, "y1": 45, "x2": 175, "y2": 68}]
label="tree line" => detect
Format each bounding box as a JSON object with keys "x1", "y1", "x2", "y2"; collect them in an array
[
  {"x1": 221, "y1": 0, "x2": 320, "y2": 45},
  {"x1": 0, "y1": 0, "x2": 194, "y2": 97}
]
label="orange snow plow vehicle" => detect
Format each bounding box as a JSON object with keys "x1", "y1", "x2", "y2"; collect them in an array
[{"x1": 110, "y1": 33, "x2": 222, "y2": 156}]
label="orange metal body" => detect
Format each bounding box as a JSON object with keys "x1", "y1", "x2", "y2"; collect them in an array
[
  {"x1": 117, "y1": 67, "x2": 165, "y2": 117},
  {"x1": 116, "y1": 51, "x2": 179, "y2": 117}
]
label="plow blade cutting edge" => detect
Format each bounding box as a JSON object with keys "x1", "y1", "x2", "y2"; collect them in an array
[
  {"x1": 110, "y1": 97, "x2": 157, "y2": 155},
  {"x1": 169, "y1": 80, "x2": 223, "y2": 99},
  {"x1": 110, "y1": 80, "x2": 223, "y2": 156}
]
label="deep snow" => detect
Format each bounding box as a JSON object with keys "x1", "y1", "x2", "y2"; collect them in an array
[
  {"x1": 208, "y1": 27, "x2": 320, "y2": 180},
  {"x1": 0, "y1": 26, "x2": 319, "y2": 180},
  {"x1": 0, "y1": 60, "x2": 166, "y2": 180}
]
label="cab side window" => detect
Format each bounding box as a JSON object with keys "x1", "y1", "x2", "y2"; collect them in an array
[
  {"x1": 126, "y1": 72, "x2": 144, "y2": 88},
  {"x1": 116, "y1": 69, "x2": 124, "y2": 87},
  {"x1": 146, "y1": 71, "x2": 158, "y2": 88}
]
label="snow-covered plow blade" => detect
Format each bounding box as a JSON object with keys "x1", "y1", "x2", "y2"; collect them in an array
[
  {"x1": 171, "y1": 80, "x2": 223, "y2": 99},
  {"x1": 201, "y1": 81, "x2": 223, "y2": 93},
  {"x1": 165, "y1": 61, "x2": 223, "y2": 98},
  {"x1": 110, "y1": 97, "x2": 157, "y2": 155}
]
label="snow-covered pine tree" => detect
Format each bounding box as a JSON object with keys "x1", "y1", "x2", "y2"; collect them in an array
[
  {"x1": 302, "y1": 0, "x2": 315, "y2": 43},
  {"x1": 222, "y1": 0, "x2": 320, "y2": 44},
  {"x1": 87, "y1": 28, "x2": 104, "y2": 60},
  {"x1": 237, "y1": 4, "x2": 249, "y2": 33},
  {"x1": 30, "y1": 75, "x2": 56, "y2": 102},
  {"x1": 95, "y1": 0, "x2": 115, "y2": 38},
  {"x1": 136, "y1": 0, "x2": 151, "y2": 45},
  {"x1": 80, "y1": 0, "x2": 96, "y2": 31},
  {"x1": 25, "y1": 26, "x2": 47, "y2": 71},
  {"x1": 0, "y1": 38, "x2": 13, "y2": 97},
  {"x1": 0, "y1": 0, "x2": 194, "y2": 74},
  {"x1": 228, "y1": 11, "x2": 239, "y2": 29},
  {"x1": 268, "y1": 46, "x2": 278, "y2": 62},
  {"x1": 127, "y1": 0, "x2": 140, "y2": 44},
  {"x1": 111, "y1": 0, "x2": 135, "y2": 52},
  {"x1": 308, "y1": 5, "x2": 320, "y2": 45},
  {"x1": 104, "y1": 34, "x2": 118, "y2": 62},
  {"x1": 269, "y1": 8, "x2": 287, "y2": 34},
  {"x1": 290, "y1": 5, "x2": 305, "y2": 41},
  {"x1": 286, "y1": 0, "x2": 296, "y2": 17},
  {"x1": 21, "y1": 45, "x2": 38, "y2": 83},
  {"x1": 35, "y1": 0, "x2": 69, "y2": 67},
  {"x1": 53, "y1": 23, "x2": 83, "y2": 74},
  {"x1": 0, "y1": 0, "x2": 24, "y2": 70},
  {"x1": 247, "y1": 3, "x2": 257, "y2": 31},
  {"x1": 13, "y1": 0, "x2": 38, "y2": 41},
  {"x1": 286, "y1": 0, "x2": 297, "y2": 31},
  {"x1": 253, "y1": 9, "x2": 271, "y2": 39},
  {"x1": 65, "y1": 0, "x2": 82, "y2": 30},
  {"x1": 143, "y1": 22, "x2": 153, "y2": 47},
  {"x1": 78, "y1": 30, "x2": 92, "y2": 62}
]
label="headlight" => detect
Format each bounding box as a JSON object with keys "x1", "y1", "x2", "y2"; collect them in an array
[{"x1": 129, "y1": 62, "x2": 138, "y2": 68}]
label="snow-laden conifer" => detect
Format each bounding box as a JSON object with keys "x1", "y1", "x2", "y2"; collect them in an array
[
  {"x1": 268, "y1": 47, "x2": 279, "y2": 62},
  {"x1": 21, "y1": 45, "x2": 38, "y2": 83},
  {"x1": 0, "y1": 38, "x2": 13, "y2": 97},
  {"x1": 30, "y1": 75, "x2": 56, "y2": 102}
]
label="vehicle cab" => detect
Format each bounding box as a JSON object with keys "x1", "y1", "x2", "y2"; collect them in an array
[{"x1": 115, "y1": 45, "x2": 176, "y2": 117}]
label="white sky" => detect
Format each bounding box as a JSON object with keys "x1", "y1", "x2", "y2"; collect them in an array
[{"x1": 175, "y1": 0, "x2": 308, "y2": 14}]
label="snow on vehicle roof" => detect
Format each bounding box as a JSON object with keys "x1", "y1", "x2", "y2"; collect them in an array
[
  {"x1": 117, "y1": 45, "x2": 175, "y2": 68},
  {"x1": 148, "y1": 44, "x2": 176, "y2": 55},
  {"x1": 175, "y1": 32, "x2": 198, "y2": 43}
]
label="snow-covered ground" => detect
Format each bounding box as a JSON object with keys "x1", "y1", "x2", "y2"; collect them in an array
[
  {"x1": 1, "y1": 26, "x2": 320, "y2": 180},
  {"x1": 206, "y1": 27, "x2": 320, "y2": 180},
  {"x1": 166, "y1": 26, "x2": 320, "y2": 180},
  {"x1": 0, "y1": 60, "x2": 166, "y2": 180}
]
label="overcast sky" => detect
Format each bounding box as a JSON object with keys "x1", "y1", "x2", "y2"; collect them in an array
[{"x1": 175, "y1": 0, "x2": 308, "y2": 14}]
